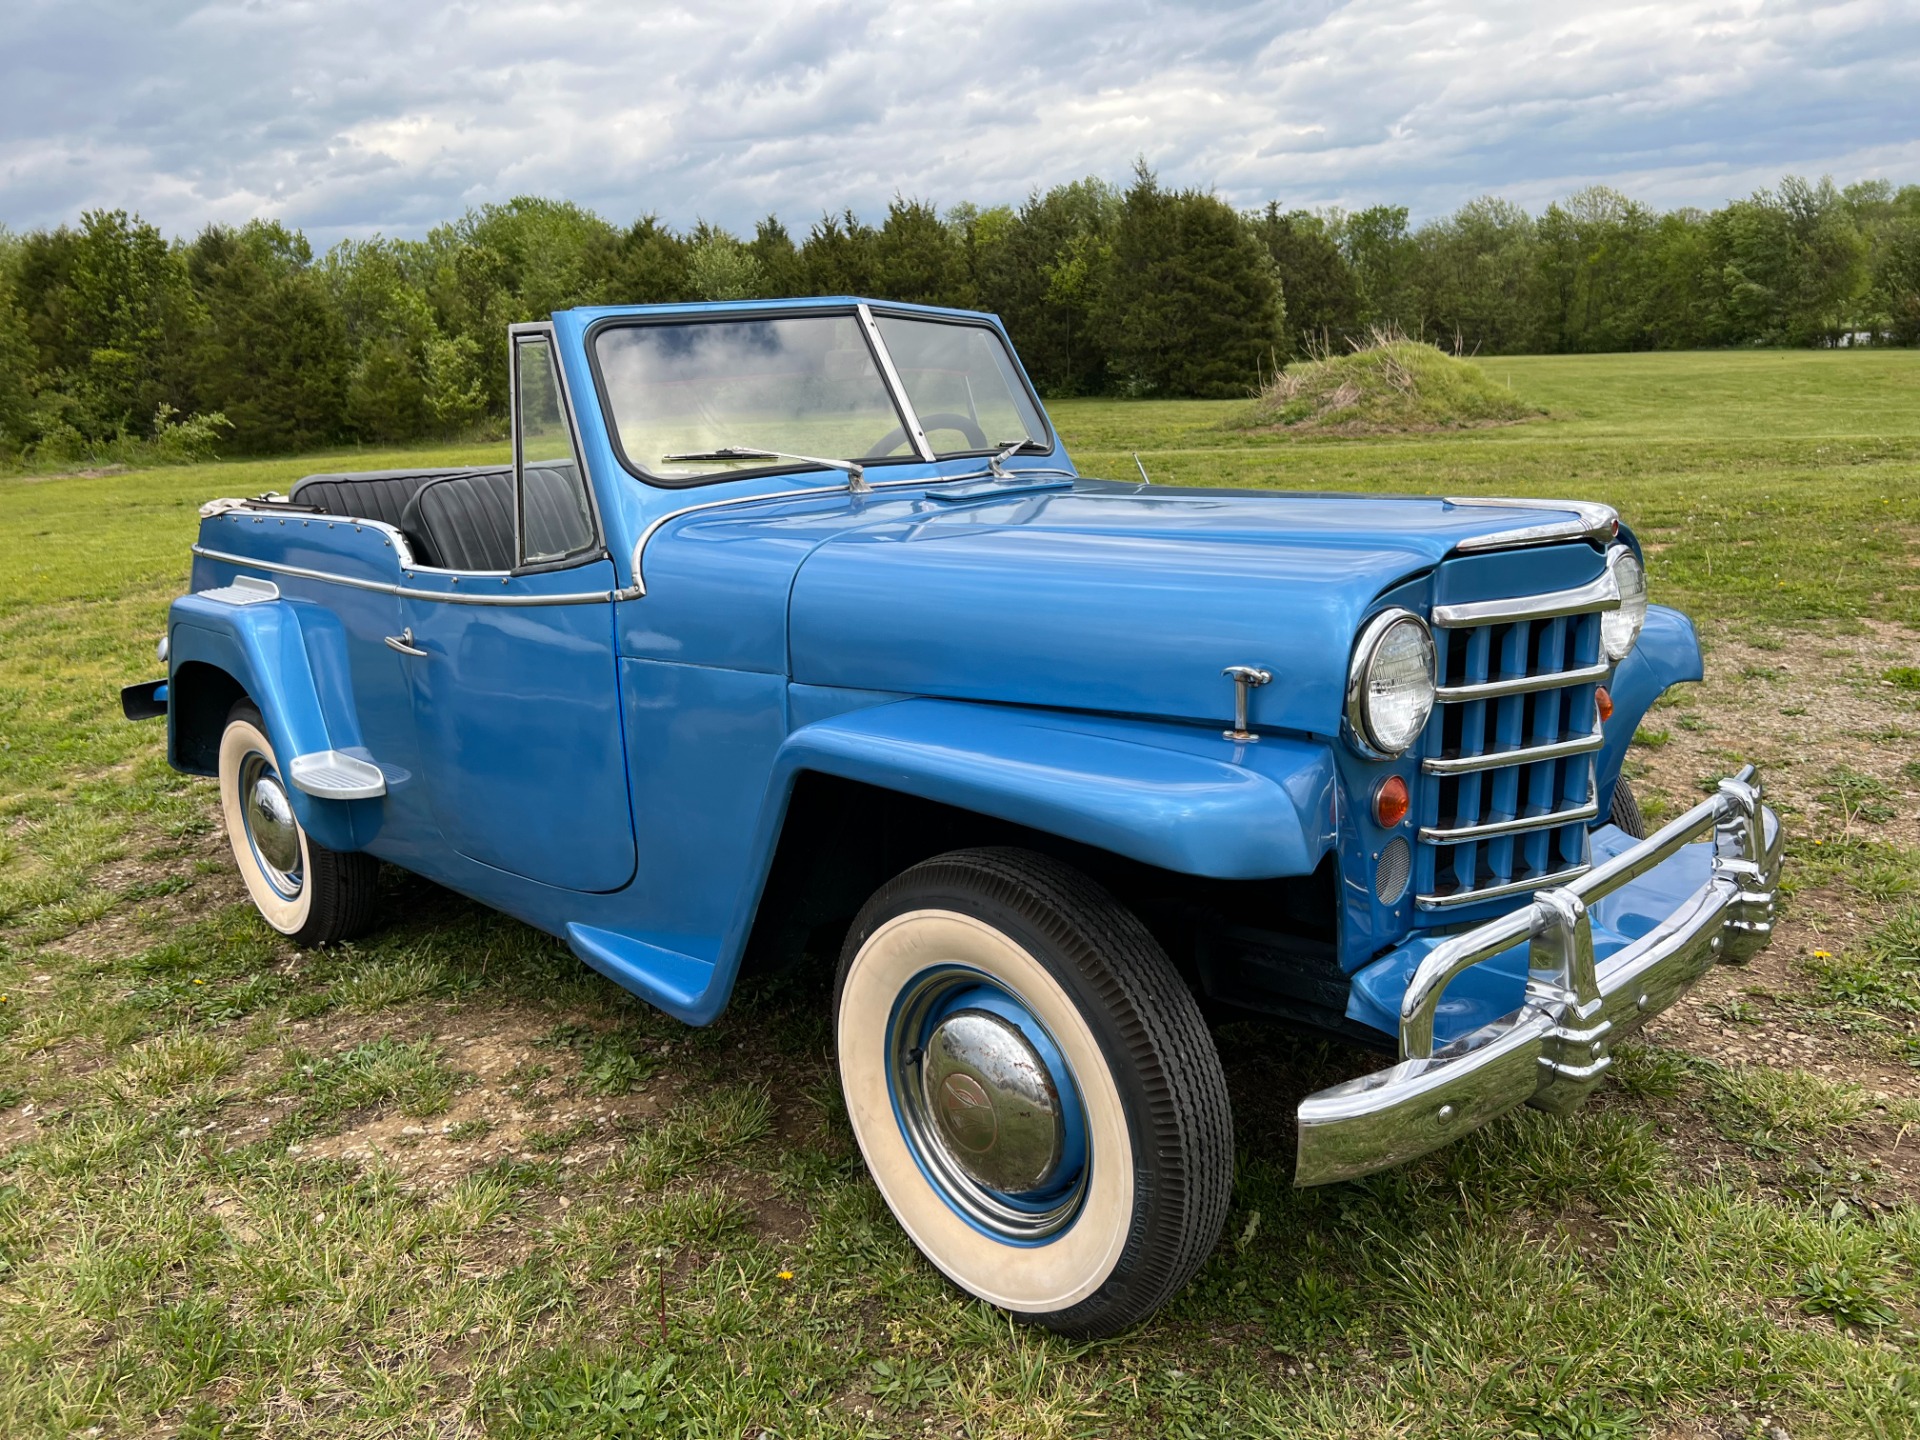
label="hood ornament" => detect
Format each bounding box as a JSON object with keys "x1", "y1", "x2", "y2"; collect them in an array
[{"x1": 1222, "y1": 665, "x2": 1272, "y2": 743}]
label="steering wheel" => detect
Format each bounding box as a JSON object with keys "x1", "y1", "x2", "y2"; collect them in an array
[{"x1": 864, "y1": 411, "x2": 991, "y2": 458}]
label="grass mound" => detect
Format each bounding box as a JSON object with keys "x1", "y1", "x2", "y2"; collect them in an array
[{"x1": 1240, "y1": 333, "x2": 1545, "y2": 434}]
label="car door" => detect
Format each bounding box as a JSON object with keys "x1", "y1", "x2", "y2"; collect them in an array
[{"x1": 394, "y1": 324, "x2": 637, "y2": 893}]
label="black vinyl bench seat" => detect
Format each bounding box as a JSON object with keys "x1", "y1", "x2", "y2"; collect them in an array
[{"x1": 288, "y1": 463, "x2": 592, "y2": 572}]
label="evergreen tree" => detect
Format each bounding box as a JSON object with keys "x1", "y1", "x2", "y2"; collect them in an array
[
  {"x1": 801, "y1": 211, "x2": 878, "y2": 295},
  {"x1": 184, "y1": 220, "x2": 348, "y2": 453},
  {"x1": 1249, "y1": 205, "x2": 1357, "y2": 355},
  {"x1": 973, "y1": 180, "x2": 1119, "y2": 395},
  {"x1": 747, "y1": 217, "x2": 806, "y2": 297},
  {"x1": 585, "y1": 216, "x2": 694, "y2": 305},
  {"x1": 872, "y1": 198, "x2": 971, "y2": 307},
  {"x1": 1099, "y1": 165, "x2": 1284, "y2": 397}
]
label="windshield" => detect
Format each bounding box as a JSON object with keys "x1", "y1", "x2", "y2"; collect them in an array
[
  {"x1": 594, "y1": 314, "x2": 914, "y2": 481},
  {"x1": 875, "y1": 316, "x2": 1049, "y2": 457}
]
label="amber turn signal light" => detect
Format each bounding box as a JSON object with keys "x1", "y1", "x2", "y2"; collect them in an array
[
  {"x1": 1596, "y1": 686, "x2": 1614, "y2": 722},
  {"x1": 1374, "y1": 775, "x2": 1410, "y2": 828}
]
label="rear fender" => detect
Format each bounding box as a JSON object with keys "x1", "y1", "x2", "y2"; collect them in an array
[
  {"x1": 1595, "y1": 604, "x2": 1703, "y2": 819},
  {"x1": 166, "y1": 592, "x2": 377, "y2": 852}
]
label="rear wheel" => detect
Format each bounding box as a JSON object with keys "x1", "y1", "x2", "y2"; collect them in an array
[
  {"x1": 218, "y1": 702, "x2": 380, "y2": 946},
  {"x1": 834, "y1": 847, "x2": 1232, "y2": 1338}
]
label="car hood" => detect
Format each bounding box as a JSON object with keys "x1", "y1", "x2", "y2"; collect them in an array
[{"x1": 787, "y1": 483, "x2": 1602, "y2": 737}]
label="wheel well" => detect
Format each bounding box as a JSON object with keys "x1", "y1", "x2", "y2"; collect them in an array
[
  {"x1": 170, "y1": 661, "x2": 247, "y2": 775},
  {"x1": 743, "y1": 771, "x2": 1358, "y2": 1037}
]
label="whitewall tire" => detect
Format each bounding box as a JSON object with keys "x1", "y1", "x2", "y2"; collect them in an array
[
  {"x1": 835, "y1": 848, "x2": 1233, "y2": 1337},
  {"x1": 218, "y1": 702, "x2": 380, "y2": 947}
]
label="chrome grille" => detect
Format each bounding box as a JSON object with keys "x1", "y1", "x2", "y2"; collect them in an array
[{"x1": 1414, "y1": 578, "x2": 1616, "y2": 909}]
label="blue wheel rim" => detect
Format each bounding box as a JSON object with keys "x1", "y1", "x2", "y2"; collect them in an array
[{"x1": 883, "y1": 964, "x2": 1091, "y2": 1245}]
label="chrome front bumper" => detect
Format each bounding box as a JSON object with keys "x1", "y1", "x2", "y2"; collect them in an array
[{"x1": 1295, "y1": 767, "x2": 1782, "y2": 1186}]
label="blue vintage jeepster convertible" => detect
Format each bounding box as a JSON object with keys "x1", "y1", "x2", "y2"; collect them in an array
[{"x1": 124, "y1": 299, "x2": 1782, "y2": 1337}]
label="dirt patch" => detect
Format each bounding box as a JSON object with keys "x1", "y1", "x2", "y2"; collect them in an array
[
  {"x1": 1629, "y1": 617, "x2": 1920, "y2": 838},
  {"x1": 40, "y1": 841, "x2": 243, "y2": 966},
  {"x1": 266, "y1": 1008, "x2": 678, "y2": 1190}
]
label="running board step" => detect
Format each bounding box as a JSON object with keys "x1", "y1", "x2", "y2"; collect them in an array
[{"x1": 288, "y1": 750, "x2": 387, "y2": 799}]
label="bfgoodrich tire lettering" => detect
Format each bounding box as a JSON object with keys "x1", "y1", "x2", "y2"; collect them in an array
[
  {"x1": 218, "y1": 701, "x2": 380, "y2": 947},
  {"x1": 835, "y1": 847, "x2": 1233, "y2": 1338}
]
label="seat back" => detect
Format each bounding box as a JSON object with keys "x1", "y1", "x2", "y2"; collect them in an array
[
  {"x1": 288, "y1": 469, "x2": 454, "y2": 531},
  {"x1": 401, "y1": 469, "x2": 517, "y2": 571},
  {"x1": 398, "y1": 463, "x2": 597, "y2": 572}
]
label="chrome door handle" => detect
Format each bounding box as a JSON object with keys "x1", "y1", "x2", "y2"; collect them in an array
[{"x1": 384, "y1": 628, "x2": 428, "y2": 657}]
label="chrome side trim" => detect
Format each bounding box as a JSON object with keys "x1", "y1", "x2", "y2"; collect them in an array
[
  {"x1": 190, "y1": 547, "x2": 618, "y2": 607},
  {"x1": 1434, "y1": 660, "x2": 1611, "y2": 703},
  {"x1": 859, "y1": 302, "x2": 935, "y2": 463},
  {"x1": 1431, "y1": 571, "x2": 1619, "y2": 628},
  {"x1": 1423, "y1": 729, "x2": 1603, "y2": 775},
  {"x1": 1415, "y1": 862, "x2": 1592, "y2": 911},
  {"x1": 1419, "y1": 798, "x2": 1598, "y2": 845},
  {"x1": 1446, "y1": 497, "x2": 1618, "y2": 553}
]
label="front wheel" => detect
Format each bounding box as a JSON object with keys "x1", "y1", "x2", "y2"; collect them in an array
[
  {"x1": 834, "y1": 848, "x2": 1233, "y2": 1337},
  {"x1": 218, "y1": 702, "x2": 380, "y2": 946},
  {"x1": 1609, "y1": 776, "x2": 1647, "y2": 839}
]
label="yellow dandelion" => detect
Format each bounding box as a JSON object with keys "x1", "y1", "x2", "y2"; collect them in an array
[
  {"x1": 1812, "y1": 949, "x2": 1832, "y2": 960},
  {"x1": 777, "y1": 1270, "x2": 794, "y2": 1281}
]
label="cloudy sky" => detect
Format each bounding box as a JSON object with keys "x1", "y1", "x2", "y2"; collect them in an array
[{"x1": 3, "y1": 0, "x2": 1917, "y2": 243}]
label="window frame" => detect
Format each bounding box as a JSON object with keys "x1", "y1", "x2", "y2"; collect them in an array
[{"x1": 508, "y1": 321, "x2": 605, "y2": 573}]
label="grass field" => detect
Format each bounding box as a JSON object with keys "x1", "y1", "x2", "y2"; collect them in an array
[{"x1": 2, "y1": 349, "x2": 1918, "y2": 1438}]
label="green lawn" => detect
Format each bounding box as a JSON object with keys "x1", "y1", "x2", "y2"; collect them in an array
[{"x1": 2, "y1": 351, "x2": 1918, "y2": 1438}]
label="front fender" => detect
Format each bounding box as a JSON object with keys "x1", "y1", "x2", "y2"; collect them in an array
[
  {"x1": 167, "y1": 593, "x2": 377, "y2": 852},
  {"x1": 772, "y1": 699, "x2": 1338, "y2": 880},
  {"x1": 1595, "y1": 604, "x2": 1703, "y2": 818}
]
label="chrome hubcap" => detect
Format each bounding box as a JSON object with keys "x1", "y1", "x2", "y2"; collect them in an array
[
  {"x1": 239, "y1": 753, "x2": 303, "y2": 896},
  {"x1": 887, "y1": 968, "x2": 1089, "y2": 1242},
  {"x1": 921, "y1": 1010, "x2": 1064, "y2": 1193}
]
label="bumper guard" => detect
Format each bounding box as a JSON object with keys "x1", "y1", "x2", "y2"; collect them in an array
[{"x1": 1295, "y1": 766, "x2": 1782, "y2": 1186}]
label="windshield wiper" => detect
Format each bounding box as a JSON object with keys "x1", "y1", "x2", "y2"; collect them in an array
[
  {"x1": 988, "y1": 437, "x2": 1046, "y2": 478},
  {"x1": 662, "y1": 445, "x2": 870, "y2": 494}
]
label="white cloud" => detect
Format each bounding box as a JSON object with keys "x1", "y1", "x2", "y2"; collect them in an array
[{"x1": 1, "y1": 0, "x2": 1915, "y2": 242}]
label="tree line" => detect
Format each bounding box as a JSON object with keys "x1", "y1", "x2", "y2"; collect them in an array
[{"x1": 2, "y1": 165, "x2": 1916, "y2": 461}]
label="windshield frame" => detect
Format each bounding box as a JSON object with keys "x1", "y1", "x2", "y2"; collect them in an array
[
  {"x1": 866, "y1": 306, "x2": 1058, "y2": 465},
  {"x1": 585, "y1": 302, "x2": 1057, "y2": 491}
]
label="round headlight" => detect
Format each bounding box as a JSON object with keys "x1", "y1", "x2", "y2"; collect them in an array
[
  {"x1": 1601, "y1": 546, "x2": 1647, "y2": 661},
  {"x1": 1347, "y1": 610, "x2": 1436, "y2": 758}
]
